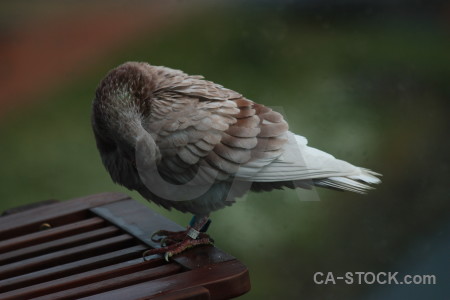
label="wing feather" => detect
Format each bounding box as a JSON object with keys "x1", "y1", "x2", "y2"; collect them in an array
[
  {"x1": 237, "y1": 132, "x2": 381, "y2": 192},
  {"x1": 143, "y1": 68, "x2": 288, "y2": 185}
]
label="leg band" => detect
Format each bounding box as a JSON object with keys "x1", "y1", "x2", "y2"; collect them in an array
[{"x1": 187, "y1": 227, "x2": 200, "y2": 239}]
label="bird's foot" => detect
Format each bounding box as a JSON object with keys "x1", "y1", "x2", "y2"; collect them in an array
[{"x1": 143, "y1": 228, "x2": 214, "y2": 261}]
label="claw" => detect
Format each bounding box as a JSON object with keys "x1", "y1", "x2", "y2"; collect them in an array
[
  {"x1": 151, "y1": 230, "x2": 168, "y2": 242},
  {"x1": 164, "y1": 252, "x2": 171, "y2": 262},
  {"x1": 142, "y1": 249, "x2": 156, "y2": 261},
  {"x1": 143, "y1": 226, "x2": 214, "y2": 262},
  {"x1": 160, "y1": 237, "x2": 169, "y2": 247}
]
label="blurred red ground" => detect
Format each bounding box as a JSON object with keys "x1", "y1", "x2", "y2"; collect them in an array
[{"x1": 0, "y1": 2, "x2": 183, "y2": 119}]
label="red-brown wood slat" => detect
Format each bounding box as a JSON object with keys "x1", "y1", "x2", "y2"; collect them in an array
[
  {"x1": 0, "y1": 217, "x2": 105, "y2": 253},
  {"x1": 0, "y1": 192, "x2": 129, "y2": 239},
  {"x1": 90, "y1": 199, "x2": 235, "y2": 270},
  {"x1": 0, "y1": 245, "x2": 147, "y2": 293},
  {"x1": 0, "y1": 257, "x2": 175, "y2": 300},
  {"x1": 0, "y1": 234, "x2": 134, "y2": 280},
  {"x1": 0, "y1": 193, "x2": 251, "y2": 299},
  {"x1": 0, "y1": 226, "x2": 120, "y2": 264},
  {"x1": 149, "y1": 286, "x2": 211, "y2": 300},
  {"x1": 33, "y1": 263, "x2": 183, "y2": 300},
  {"x1": 78, "y1": 260, "x2": 250, "y2": 300}
]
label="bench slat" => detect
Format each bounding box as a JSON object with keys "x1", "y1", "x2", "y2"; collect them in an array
[
  {"x1": 0, "y1": 245, "x2": 147, "y2": 293},
  {"x1": 91, "y1": 199, "x2": 235, "y2": 270},
  {"x1": 0, "y1": 226, "x2": 120, "y2": 264},
  {"x1": 79, "y1": 260, "x2": 249, "y2": 300},
  {"x1": 0, "y1": 217, "x2": 105, "y2": 253},
  {"x1": 0, "y1": 257, "x2": 174, "y2": 299},
  {"x1": 0, "y1": 194, "x2": 251, "y2": 299},
  {"x1": 33, "y1": 264, "x2": 183, "y2": 300},
  {"x1": 150, "y1": 286, "x2": 211, "y2": 300},
  {"x1": 0, "y1": 234, "x2": 134, "y2": 279},
  {"x1": 0, "y1": 192, "x2": 129, "y2": 239}
]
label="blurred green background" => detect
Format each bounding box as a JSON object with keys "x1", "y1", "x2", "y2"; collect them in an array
[{"x1": 1, "y1": 1, "x2": 449, "y2": 299}]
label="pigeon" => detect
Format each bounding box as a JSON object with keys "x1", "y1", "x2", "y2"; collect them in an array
[{"x1": 91, "y1": 62, "x2": 381, "y2": 260}]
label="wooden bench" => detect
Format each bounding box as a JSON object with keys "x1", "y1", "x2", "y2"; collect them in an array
[{"x1": 0, "y1": 193, "x2": 251, "y2": 299}]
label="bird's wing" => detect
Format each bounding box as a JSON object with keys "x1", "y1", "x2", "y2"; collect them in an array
[
  {"x1": 236, "y1": 132, "x2": 381, "y2": 192},
  {"x1": 144, "y1": 71, "x2": 288, "y2": 185}
]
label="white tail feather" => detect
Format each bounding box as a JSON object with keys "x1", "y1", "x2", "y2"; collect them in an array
[{"x1": 237, "y1": 132, "x2": 382, "y2": 192}]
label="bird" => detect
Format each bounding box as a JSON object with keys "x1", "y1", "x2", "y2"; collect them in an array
[{"x1": 91, "y1": 61, "x2": 381, "y2": 260}]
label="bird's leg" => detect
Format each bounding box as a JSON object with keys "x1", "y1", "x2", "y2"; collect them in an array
[
  {"x1": 152, "y1": 215, "x2": 212, "y2": 246},
  {"x1": 143, "y1": 215, "x2": 213, "y2": 261}
]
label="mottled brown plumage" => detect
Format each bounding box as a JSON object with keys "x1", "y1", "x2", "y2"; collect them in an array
[{"x1": 92, "y1": 62, "x2": 381, "y2": 259}]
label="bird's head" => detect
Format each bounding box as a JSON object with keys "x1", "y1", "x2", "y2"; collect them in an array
[{"x1": 91, "y1": 62, "x2": 161, "y2": 179}]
